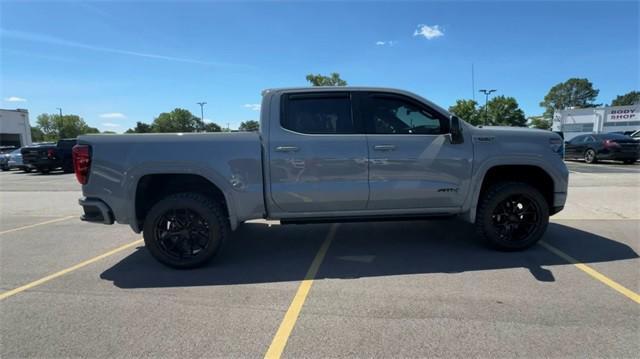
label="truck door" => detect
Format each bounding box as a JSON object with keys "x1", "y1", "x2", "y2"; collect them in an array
[
  {"x1": 359, "y1": 92, "x2": 473, "y2": 210},
  {"x1": 267, "y1": 92, "x2": 369, "y2": 213}
]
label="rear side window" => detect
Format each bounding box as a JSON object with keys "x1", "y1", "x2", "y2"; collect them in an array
[
  {"x1": 282, "y1": 93, "x2": 354, "y2": 134},
  {"x1": 569, "y1": 135, "x2": 586, "y2": 144}
]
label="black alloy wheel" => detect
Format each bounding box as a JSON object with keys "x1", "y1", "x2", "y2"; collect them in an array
[
  {"x1": 154, "y1": 208, "x2": 211, "y2": 261},
  {"x1": 143, "y1": 192, "x2": 229, "y2": 269},
  {"x1": 476, "y1": 182, "x2": 549, "y2": 250},
  {"x1": 491, "y1": 194, "x2": 540, "y2": 243}
]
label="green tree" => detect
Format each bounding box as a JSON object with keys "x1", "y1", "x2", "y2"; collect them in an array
[
  {"x1": 101, "y1": 131, "x2": 117, "y2": 134},
  {"x1": 306, "y1": 72, "x2": 347, "y2": 86},
  {"x1": 540, "y1": 78, "x2": 600, "y2": 117},
  {"x1": 151, "y1": 108, "x2": 202, "y2": 133},
  {"x1": 481, "y1": 96, "x2": 527, "y2": 127},
  {"x1": 449, "y1": 99, "x2": 481, "y2": 125},
  {"x1": 611, "y1": 91, "x2": 640, "y2": 106},
  {"x1": 239, "y1": 120, "x2": 260, "y2": 132},
  {"x1": 528, "y1": 116, "x2": 552, "y2": 130},
  {"x1": 203, "y1": 122, "x2": 222, "y2": 132},
  {"x1": 35, "y1": 114, "x2": 99, "y2": 141},
  {"x1": 125, "y1": 121, "x2": 153, "y2": 133},
  {"x1": 30, "y1": 126, "x2": 45, "y2": 142}
]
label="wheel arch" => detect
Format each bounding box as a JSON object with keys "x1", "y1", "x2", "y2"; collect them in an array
[
  {"x1": 127, "y1": 168, "x2": 238, "y2": 233},
  {"x1": 464, "y1": 161, "x2": 558, "y2": 223}
]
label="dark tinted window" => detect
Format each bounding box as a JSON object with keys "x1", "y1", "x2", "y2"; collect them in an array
[
  {"x1": 282, "y1": 93, "x2": 354, "y2": 134},
  {"x1": 366, "y1": 95, "x2": 444, "y2": 135},
  {"x1": 569, "y1": 135, "x2": 586, "y2": 144}
]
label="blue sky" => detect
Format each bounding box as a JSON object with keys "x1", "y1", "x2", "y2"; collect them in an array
[{"x1": 1, "y1": 1, "x2": 638, "y2": 132}]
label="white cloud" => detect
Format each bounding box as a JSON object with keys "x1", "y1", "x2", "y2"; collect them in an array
[
  {"x1": 101, "y1": 123, "x2": 121, "y2": 128},
  {"x1": 375, "y1": 41, "x2": 396, "y2": 46},
  {"x1": 99, "y1": 112, "x2": 126, "y2": 119},
  {"x1": 243, "y1": 103, "x2": 261, "y2": 111},
  {"x1": 4, "y1": 96, "x2": 27, "y2": 102},
  {"x1": 414, "y1": 24, "x2": 444, "y2": 40}
]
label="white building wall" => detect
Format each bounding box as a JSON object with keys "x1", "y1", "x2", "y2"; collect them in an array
[
  {"x1": 0, "y1": 109, "x2": 32, "y2": 147},
  {"x1": 552, "y1": 104, "x2": 639, "y2": 141}
]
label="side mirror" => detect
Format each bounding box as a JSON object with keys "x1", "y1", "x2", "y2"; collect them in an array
[{"x1": 449, "y1": 116, "x2": 464, "y2": 144}]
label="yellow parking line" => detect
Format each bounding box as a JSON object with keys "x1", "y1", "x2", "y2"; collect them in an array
[
  {"x1": 0, "y1": 216, "x2": 75, "y2": 235},
  {"x1": 264, "y1": 224, "x2": 338, "y2": 359},
  {"x1": 540, "y1": 241, "x2": 640, "y2": 304},
  {"x1": 0, "y1": 239, "x2": 143, "y2": 300}
]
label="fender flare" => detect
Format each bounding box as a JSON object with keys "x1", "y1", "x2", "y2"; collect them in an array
[
  {"x1": 462, "y1": 156, "x2": 561, "y2": 223},
  {"x1": 124, "y1": 162, "x2": 238, "y2": 232}
]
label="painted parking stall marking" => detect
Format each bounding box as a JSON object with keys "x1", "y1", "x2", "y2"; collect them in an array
[
  {"x1": 540, "y1": 241, "x2": 640, "y2": 304},
  {"x1": 264, "y1": 224, "x2": 338, "y2": 359},
  {"x1": 0, "y1": 239, "x2": 143, "y2": 300},
  {"x1": 0, "y1": 216, "x2": 75, "y2": 236}
]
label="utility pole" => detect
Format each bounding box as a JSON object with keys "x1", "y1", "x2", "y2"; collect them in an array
[
  {"x1": 471, "y1": 64, "x2": 475, "y2": 101},
  {"x1": 56, "y1": 107, "x2": 63, "y2": 118},
  {"x1": 478, "y1": 89, "x2": 496, "y2": 125},
  {"x1": 197, "y1": 102, "x2": 207, "y2": 132}
]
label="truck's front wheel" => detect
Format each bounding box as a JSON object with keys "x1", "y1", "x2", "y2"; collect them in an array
[
  {"x1": 476, "y1": 182, "x2": 549, "y2": 251},
  {"x1": 143, "y1": 192, "x2": 229, "y2": 269}
]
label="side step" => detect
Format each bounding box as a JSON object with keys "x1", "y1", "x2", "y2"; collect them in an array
[{"x1": 280, "y1": 213, "x2": 454, "y2": 225}]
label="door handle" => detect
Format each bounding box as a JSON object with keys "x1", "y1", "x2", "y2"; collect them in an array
[
  {"x1": 373, "y1": 144, "x2": 396, "y2": 151},
  {"x1": 275, "y1": 146, "x2": 300, "y2": 152}
]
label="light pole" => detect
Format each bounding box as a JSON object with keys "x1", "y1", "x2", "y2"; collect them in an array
[
  {"x1": 197, "y1": 102, "x2": 206, "y2": 132},
  {"x1": 56, "y1": 107, "x2": 63, "y2": 118},
  {"x1": 479, "y1": 89, "x2": 496, "y2": 125}
]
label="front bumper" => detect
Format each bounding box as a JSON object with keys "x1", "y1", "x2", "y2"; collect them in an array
[{"x1": 79, "y1": 197, "x2": 114, "y2": 225}]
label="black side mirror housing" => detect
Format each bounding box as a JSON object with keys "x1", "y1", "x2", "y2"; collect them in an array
[{"x1": 449, "y1": 116, "x2": 464, "y2": 144}]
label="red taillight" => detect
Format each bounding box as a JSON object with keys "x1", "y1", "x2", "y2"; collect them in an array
[
  {"x1": 603, "y1": 139, "x2": 620, "y2": 148},
  {"x1": 47, "y1": 148, "x2": 55, "y2": 159},
  {"x1": 72, "y1": 144, "x2": 91, "y2": 184}
]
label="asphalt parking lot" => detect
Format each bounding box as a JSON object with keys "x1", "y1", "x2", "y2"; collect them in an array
[{"x1": 1, "y1": 161, "x2": 639, "y2": 358}]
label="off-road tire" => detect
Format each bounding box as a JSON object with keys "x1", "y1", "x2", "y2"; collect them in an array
[
  {"x1": 143, "y1": 192, "x2": 229, "y2": 269},
  {"x1": 476, "y1": 182, "x2": 549, "y2": 251}
]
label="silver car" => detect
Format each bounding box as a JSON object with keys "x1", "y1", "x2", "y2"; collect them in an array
[{"x1": 6, "y1": 148, "x2": 31, "y2": 172}]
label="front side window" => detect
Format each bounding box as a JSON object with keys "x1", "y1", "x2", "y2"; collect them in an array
[
  {"x1": 282, "y1": 93, "x2": 354, "y2": 134},
  {"x1": 366, "y1": 96, "x2": 443, "y2": 135}
]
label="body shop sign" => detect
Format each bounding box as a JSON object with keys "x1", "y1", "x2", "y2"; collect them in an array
[{"x1": 606, "y1": 106, "x2": 638, "y2": 121}]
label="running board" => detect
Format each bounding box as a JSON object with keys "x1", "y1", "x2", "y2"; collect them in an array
[{"x1": 280, "y1": 213, "x2": 454, "y2": 225}]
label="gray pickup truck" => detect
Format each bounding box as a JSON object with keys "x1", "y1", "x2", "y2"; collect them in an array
[{"x1": 74, "y1": 87, "x2": 568, "y2": 268}]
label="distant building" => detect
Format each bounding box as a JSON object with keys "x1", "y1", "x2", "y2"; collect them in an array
[
  {"x1": 0, "y1": 109, "x2": 32, "y2": 147},
  {"x1": 552, "y1": 104, "x2": 639, "y2": 141}
]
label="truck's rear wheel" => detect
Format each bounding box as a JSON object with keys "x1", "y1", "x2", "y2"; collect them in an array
[
  {"x1": 476, "y1": 182, "x2": 549, "y2": 251},
  {"x1": 143, "y1": 192, "x2": 229, "y2": 269}
]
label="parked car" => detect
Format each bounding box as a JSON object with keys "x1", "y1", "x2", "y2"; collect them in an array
[
  {"x1": 629, "y1": 129, "x2": 640, "y2": 141},
  {"x1": 565, "y1": 133, "x2": 640, "y2": 164},
  {"x1": 0, "y1": 153, "x2": 10, "y2": 171},
  {"x1": 21, "y1": 139, "x2": 77, "y2": 173},
  {"x1": 1, "y1": 146, "x2": 18, "y2": 171},
  {"x1": 1, "y1": 148, "x2": 30, "y2": 172},
  {"x1": 7, "y1": 148, "x2": 31, "y2": 172},
  {"x1": 75, "y1": 87, "x2": 568, "y2": 268}
]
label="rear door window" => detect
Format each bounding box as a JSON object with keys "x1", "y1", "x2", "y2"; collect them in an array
[{"x1": 281, "y1": 93, "x2": 355, "y2": 134}]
